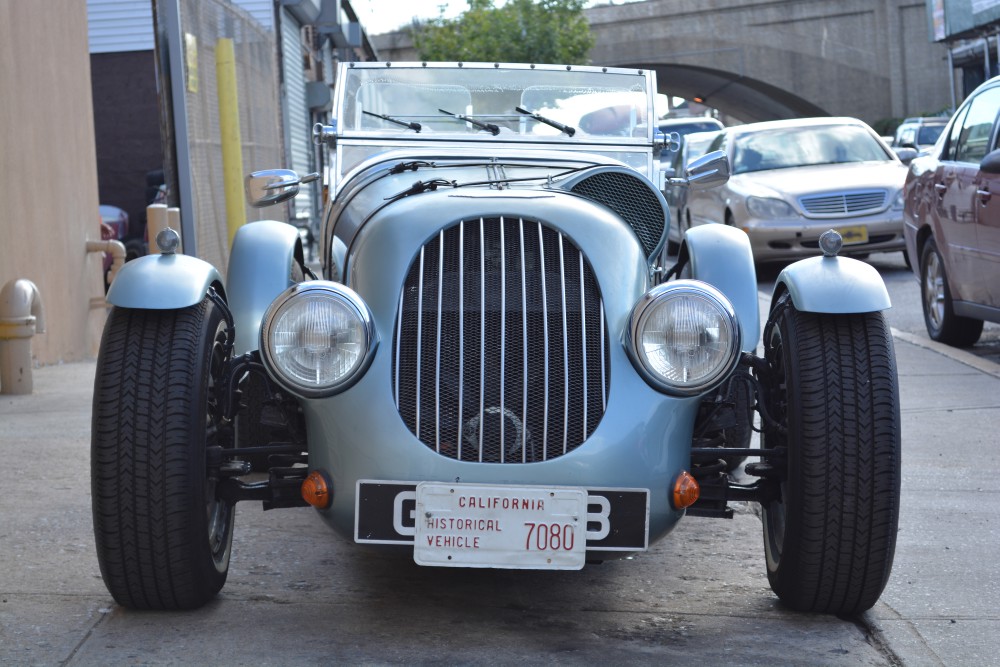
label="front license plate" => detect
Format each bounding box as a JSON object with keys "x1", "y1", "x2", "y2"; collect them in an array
[
  {"x1": 413, "y1": 482, "x2": 587, "y2": 570},
  {"x1": 837, "y1": 224, "x2": 869, "y2": 245}
]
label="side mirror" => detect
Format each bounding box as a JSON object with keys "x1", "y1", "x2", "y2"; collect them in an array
[
  {"x1": 894, "y1": 147, "x2": 918, "y2": 165},
  {"x1": 685, "y1": 150, "x2": 730, "y2": 190},
  {"x1": 245, "y1": 169, "x2": 319, "y2": 208},
  {"x1": 981, "y1": 149, "x2": 1000, "y2": 174}
]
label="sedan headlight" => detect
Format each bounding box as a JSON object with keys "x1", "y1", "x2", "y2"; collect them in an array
[
  {"x1": 625, "y1": 280, "x2": 741, "y2": 396},
  {"x1": 746, "y1": 196, "x2": 796, "y2": 219},
  {"x1": 891, "y1": 189, "x2": 905, "y2": 210},
  {"x1": 260, "y1": 281, "x2": 378, "y2": 398}
]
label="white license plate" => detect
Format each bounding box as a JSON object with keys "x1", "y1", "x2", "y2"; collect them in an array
[{"x1": 413, "y1": 482, "x2": 587, "y2": 570}]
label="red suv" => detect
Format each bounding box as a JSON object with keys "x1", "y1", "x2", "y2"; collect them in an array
[{"x1": 903, "y1": 76, "x2": 1000, "y2": 346}]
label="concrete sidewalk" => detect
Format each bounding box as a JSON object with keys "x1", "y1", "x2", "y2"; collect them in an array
[{"x1": 0, "y1": 331, "x2": 997, "y2": 665}]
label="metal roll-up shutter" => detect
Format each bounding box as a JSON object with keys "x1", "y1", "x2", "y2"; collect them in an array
[{"x1": 281, "y1": 8, "x2": 314, "y2": 229}]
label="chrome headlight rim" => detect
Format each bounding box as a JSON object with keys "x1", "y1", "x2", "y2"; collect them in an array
[
  {"x1": 260, "y1": 280, "x2": 378, "y2": 399},
  {"x1": 625, "y1": 279, "x2": 742, "y2": 397}
]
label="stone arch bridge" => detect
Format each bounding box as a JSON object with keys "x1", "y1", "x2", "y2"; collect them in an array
[{"x1": 373, "y1": 0, "x2": 954, "y2": 125}]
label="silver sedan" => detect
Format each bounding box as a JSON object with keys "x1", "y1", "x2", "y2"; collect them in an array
[{"x1": 685, "y1": 117, "x2": 908, "y2": 263}]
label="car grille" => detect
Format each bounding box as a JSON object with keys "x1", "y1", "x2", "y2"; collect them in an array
[
  {"x1": 799, "y1": 190, "x2": 887, "y2": 217},
  {"x1": 393, "y1": 217, "x2": 610, "y2": 463},
  {"x1": 570, "y1": 171, "x2": 664, "y2": 257}
]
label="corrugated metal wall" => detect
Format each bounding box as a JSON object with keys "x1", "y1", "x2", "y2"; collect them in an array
[
  {"x1": 87, "y1": 0, "x2": 155, "y2": 53},
  {"x1": 280, "y1": 8, "x2": 315, "y2": 228}
]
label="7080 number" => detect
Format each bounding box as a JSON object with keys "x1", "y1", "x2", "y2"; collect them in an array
[{"x1": 524, "y1": 522, "x2": 576, "y2": 551}]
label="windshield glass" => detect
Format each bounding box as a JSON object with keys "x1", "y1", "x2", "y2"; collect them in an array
[
  {"x1": 731, "y1": 125, "x2": 891, "y2": 174},
  {"x1": 917, "y1": 125, "x2": 945, "y2": 145},
  {"x1": 339, "y1": 65, "x2": 651, "y2": 140}
]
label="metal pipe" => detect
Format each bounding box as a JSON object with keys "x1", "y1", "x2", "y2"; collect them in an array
[
  {"x1": 87, "y1": 239, "x2": 127, "y2": 286},
  {"x1": 985, "y1": 37, "x2": 992, "y2": 80},
  {"x1": 217, "y1": 37, "x2": 246, "y2": 247},
  {"x1": 948, "y1": 48, "x2": 956, "y2": 112},
  {"x1": 0, "y1": 279, "x2": 46, "y2": 395}
]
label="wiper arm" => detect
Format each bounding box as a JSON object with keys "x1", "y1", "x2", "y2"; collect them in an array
[
  {"x1": 438, "y1": 108, "x2": 500, "y2": 135},
  {"x1": 362, "y1": 109, "x2": 421, "y2": 132},
  {"x1": 515, "y1": 106, "x2": 576, "y2": 136}
]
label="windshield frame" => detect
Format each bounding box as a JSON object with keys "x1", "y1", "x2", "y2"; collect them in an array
[{"x1": 333, "y1": 62, "x2": 657, "y2": 146}]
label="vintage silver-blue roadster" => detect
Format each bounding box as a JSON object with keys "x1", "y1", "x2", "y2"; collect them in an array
[{"x1": 92, "y1": 62, "x2": 900, "y2": 614}]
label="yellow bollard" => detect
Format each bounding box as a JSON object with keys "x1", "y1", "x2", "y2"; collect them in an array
[{"x1": 216, "y1": 37, "x2": 246, "y2": 248}]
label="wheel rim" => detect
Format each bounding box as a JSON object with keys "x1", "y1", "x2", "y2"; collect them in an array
[
  {"x1": 762, "y1": 318, "x2": 788, "y2": 568},
  {"x1": 923, "y1": 249, "x2": 946, "y2": 332},
  {"x1": 205, "y1": 317, "x2": 233, "y2": 569}
]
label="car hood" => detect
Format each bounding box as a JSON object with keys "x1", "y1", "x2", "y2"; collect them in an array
[{"x1": 730, "y1": 161, "x2": 906, "y2": 199}]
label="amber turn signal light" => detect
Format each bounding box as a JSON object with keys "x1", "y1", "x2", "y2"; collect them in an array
[
  {"x1": 672, "y1": 471, "x2": 700, "y2": 510},
  {"x1": 301, "y1": 470, "x2": 333, "y2": 509}
]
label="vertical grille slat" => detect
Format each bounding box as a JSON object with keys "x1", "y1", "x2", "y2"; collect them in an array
[
  {"x1": 579, "y1": 252, "x2": 587, "y2": 440},
  {"x1": 499, "y1": 218, "x2": 507, "y2": 462},
  {"x1": 434, "y1": 230, "x2": 444, "y2": 453},
  {"x1": 394, "y1": 217, "x2": 609, "y2": 463}
]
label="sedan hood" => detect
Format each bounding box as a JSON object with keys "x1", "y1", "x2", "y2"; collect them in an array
[{"x1": 731, "y1": 161, "x2": 906, "y2": 200}]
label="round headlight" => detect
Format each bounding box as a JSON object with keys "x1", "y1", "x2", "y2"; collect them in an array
[
  {"x1": 261, "y1": 281, "x2": 378, "y2": 398},
  {"x1": 626, "y1": 280, "x2": 741, "y2": 396}
]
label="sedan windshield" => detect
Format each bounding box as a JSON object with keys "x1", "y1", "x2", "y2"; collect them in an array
[{"x1": 731, "y1": 125, "x2": 891, "y2": 174}]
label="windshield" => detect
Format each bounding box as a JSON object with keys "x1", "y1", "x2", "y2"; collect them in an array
[
  {"x1": 339, "y1": 64, "x2": 652, "y2": 141},
  {"x1": 917, "y1": 125, "x2": 945, "y2": 145},
  {"x1": 731, "y1": 125, "x2": 892, "y2": 174}
]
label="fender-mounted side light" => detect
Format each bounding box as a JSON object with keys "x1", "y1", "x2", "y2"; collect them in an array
[
  {"x1": 302, "y1": 470, "x2": 333, "y2": 509},
  {"x1": 672, "y1": 471, "x2": 700, "y2": 510}
]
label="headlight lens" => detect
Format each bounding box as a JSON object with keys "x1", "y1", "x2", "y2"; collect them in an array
[
  {"x1": 261, "y1": 281, "x2": 377, "y2": 398},
  {"x1": 746, "y1": 196, "x2": 796, "y2": 219},
  {"x1": 626, "y1": 280, "x2": 741, "y2": 396},
  {"x1": 891, "y1": 189, "x2": 905, "y2": 210}
]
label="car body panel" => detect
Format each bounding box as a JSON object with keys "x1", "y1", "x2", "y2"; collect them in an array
[
  {"x1": 683, "y1": 224, "x2": 760, "y2": 347},
  {"x1": 226, "y1": 220, "x2": 302, "y2": 355},
  {"x1": 773, "y1": 255, "x2": 891, "y2": 314},
  {"x1": 106, "y1": 252, "x2": 223, "y2": 310}
]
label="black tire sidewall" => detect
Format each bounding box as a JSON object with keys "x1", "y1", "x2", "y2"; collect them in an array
[
  {"x1": 92, "y1": 299, "x2": 234, "y2": 609},
  {"x1": 761, "y1": 296, "x2": 901, "y2": 614}
]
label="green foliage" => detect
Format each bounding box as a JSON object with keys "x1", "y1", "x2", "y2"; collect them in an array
[{"x1": 412, "y1": 0, "x2": 595, "y2": 65}]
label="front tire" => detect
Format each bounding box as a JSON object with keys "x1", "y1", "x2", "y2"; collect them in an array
[
  {"x1": 920, "y1": 237, "x2": 983, "y2": 346},
  {"x1": 761, "y1": 296, "x2": 900, "y2": 614},
  {"x1": 92, "y1": 298, "x2": 235, "y2": 610}
]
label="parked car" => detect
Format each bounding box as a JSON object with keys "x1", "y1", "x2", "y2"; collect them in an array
[
  {"x1": 661, "y1": 129, "x2": 722, "y2": 258},
  {"x1": 656, "y1": 116, "x2": 724, "y2": 180},
  {"x1": 685, "y1": 117, "x2": 909, "y2": 263},
  {"x1": 93, "y1": 62, "x2": 900, "y2": 616},
  {"x1": 903, "y1": 76, "x2": 1000, "y2": 346},
  {"x1": 100, "y1": 203, "x2": 146, "y2": 262},
  {"x1": 893, "y1": 116, "x2": 948, "y2": 151},
  {"x1": 657, "y1": 115, "x2": 725, "y2": 144}
]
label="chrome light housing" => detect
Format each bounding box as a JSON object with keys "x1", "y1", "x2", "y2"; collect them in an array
[
  {"x1": 260, "y1": 281, "x2": 378, "y2": 398},
  {"x1": 625, "y1": 280, "x2": 741, "y2": 396}
]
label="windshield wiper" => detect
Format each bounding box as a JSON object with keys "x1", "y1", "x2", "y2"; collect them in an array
[
  {"x1": 362, "y1": 109, "x2": 421, "y2": 132},
  {"x1": 515, "y1": 106, "x2": 576, "y2": 136},
  {"x1": 438, "y1": 108, "x2": 500, "y2": 135}
]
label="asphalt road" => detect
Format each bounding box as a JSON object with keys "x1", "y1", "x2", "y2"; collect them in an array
[{"x1": 1, "y1": 251, "x2": 998, "y2": 665}]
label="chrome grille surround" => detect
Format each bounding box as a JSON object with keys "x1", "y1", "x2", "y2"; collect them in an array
[
  {"x1": 392, "y1": 217, "x2": 610, "y2": 463},
  {"x1": 570, "y1": 171, "x2": 665, "y2": 257},
  {"x1": 798, "y1": 190, "x2": 888, "y2": 217}
]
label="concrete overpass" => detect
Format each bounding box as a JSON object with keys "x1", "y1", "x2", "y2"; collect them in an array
[{"x1": 373, "y1": 0, "x2": 955, "y2": 126}]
